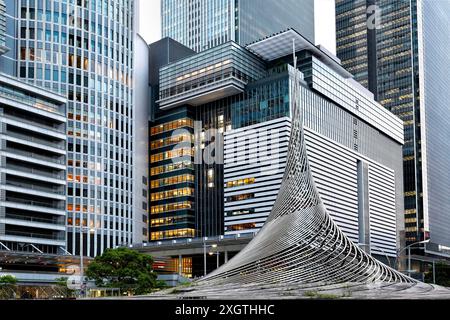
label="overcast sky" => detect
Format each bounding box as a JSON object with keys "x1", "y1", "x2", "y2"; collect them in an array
[{"x1": 139, "y1": 0, "x2": 161, "y2": 44}]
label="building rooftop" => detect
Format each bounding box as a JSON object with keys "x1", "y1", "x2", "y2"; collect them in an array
[{"x1": 246, "y1": 28, "x2": 353, "y2": 79}]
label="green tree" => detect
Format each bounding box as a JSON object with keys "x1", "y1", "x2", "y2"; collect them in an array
[
  {"x1": 86, "y1": 247, "x2": 162, "y2": 295},
  {"x1": 0, "y1": 275, "x2": 17, "y2": 299},
  {"x1": 425, "y1": 262, "x2": 450, "y2": 287}
]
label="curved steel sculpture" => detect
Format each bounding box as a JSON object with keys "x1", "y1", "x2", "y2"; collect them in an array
[{"x1": 200, "y1": 64, "x2": 415, "y2": 286}]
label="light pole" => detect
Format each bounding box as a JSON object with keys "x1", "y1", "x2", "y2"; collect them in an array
[
  {"x1": 79, "y1": 226, "x2": 95, "y2": 298},
  {"x1": 395, "y1": 239, "x2": 430, "y2": 276},
  {"x1": 203, "y1": 243, "x2": 218, "y2": 276},
  {"x1": 358, "y1": 243, "x2": 393, "y2": 268}
]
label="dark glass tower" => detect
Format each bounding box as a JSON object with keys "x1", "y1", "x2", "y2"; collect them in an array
[{"x1": 336, "y1": 0, "x2": 450, "y2": 250}]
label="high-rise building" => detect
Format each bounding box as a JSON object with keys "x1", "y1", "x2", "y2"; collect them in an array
[
  {"x1": 0, "y1": 0, "x2": 141, "y2": 257},
  {"x1": 335, "y1": 0, "x2": 450, "y2": 254},
  {"x1": 161, "y1": 0, "x2": 336, "y2": 53},
  {"x1": 0, "y1": 0, "x2": 7, "y2": 54},
  {"x1": 0, "y1": 72, "x2": 66, "y2": 255},
  {"x1": 144, "y1": 29, "x2": 405, "y2": 276}
]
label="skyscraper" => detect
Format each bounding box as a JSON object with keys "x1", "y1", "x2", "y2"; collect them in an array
[
  {"x1": 145, "y1": 30, "x2": 405, "y2": 277},
  {"x1": 0, "y1": 0, "x2": 6, "y2": 54},
  {"x1": 0, "y1": 0, "x2": 142, "y2": 257},
  {"x1": 161, "y1": 0, "x2": 336, "y2": 53},
  {"x1": 336, "y1": 0, "x2": 450, "y2": 253}
]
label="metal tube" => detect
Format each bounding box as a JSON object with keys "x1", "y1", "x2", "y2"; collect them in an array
[
  {"x1": 203, "y1": 243, "x2": 207, "y2": 276},
  {"x1": 216, "y1": 251, "x2": 219, "y2": 269},
  {"x1": 80, "y1": 228, "x2": 84, "y2": 298},
  {"x1": 408, "y1": 247, "x2": 411, "y2": 277},
  {"x1": 433, "y1": 261, "x2": 436, "y2": 284}
]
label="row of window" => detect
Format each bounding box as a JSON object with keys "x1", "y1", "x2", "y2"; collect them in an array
[
  {"x1": 150, "y1": 118, "x2": 194, "y2": 136},
  {"x1": 150, "y1": 228, "x2": 195, "y2": 241},
  {"x1": 150, "y1": 161, "x2": 194, "y2": 176},
  {"x1": 150, "y1": 187, "x2": 194, "y2": 202},
  {"x1": 150, "y1": 216, "x2": 191, "y2": 227},
  {"x1": 150, "y1": 133, "x2": 193, "y2": 150},
  {"x1": 225, "y1": 193, "x2": 255, "y2": 202},
  {"x1": 150, "y1": 201, "x2": 193, "y2": 215},
  {"x1": 150, "y1": 174, "x2": 195, "y2": 189},
  {"x1": 225, "y1": 177, "x2": 256, "y2": 188},
  {"x1": 226, "y1": 223, "x2": 257, "y2": 231},
  {"x1": 150, "y1": 147, "x2": 194, "y2": 164}
]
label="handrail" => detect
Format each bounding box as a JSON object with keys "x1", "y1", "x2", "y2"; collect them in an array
[
  {"x1": 5, "y1": 181, "x2": 65, "y2": 195},
  {"x1": 5, "y1": 230, "x2": 65, "y2": 241},
  {"x1": 5, "y1": 196, "x2": 64, "y2": 210},
  {"x1": 4, "y1": 164, "x2": 64, "y2": 179},
  {"x1": 2, "y1": 147, "x2": 65, "y2": 164},
  {"x1": 4, "y1": 213, "x2": 64, "y2": 225},
  {"x1": 5, "y1": 130, "x2": 65, "y2": 150}
]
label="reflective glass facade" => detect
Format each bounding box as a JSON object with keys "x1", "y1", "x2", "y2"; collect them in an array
[
  {"x1": 336, "y1": 0, "x2": 450, "y2": 248},
  {"x1": 420, "y1": 0, "x2": 450, "y2": 247},
  {"x1": 2, "y1": 0, "x2": 137, "y2": 256},
  {"x1": 161, "y1": 0, "x2": 315, "y2": 52},
  {"x1": 149, "y1": 108, "x2": 196, "y2": 241},
  {"x1": 0, "y1": 0, "x2": 6, "y2": 53}
]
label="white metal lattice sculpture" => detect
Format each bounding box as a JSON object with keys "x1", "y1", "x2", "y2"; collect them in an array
[{"x1": 200, "y1": 61, "x2": 415, "y2": 286}]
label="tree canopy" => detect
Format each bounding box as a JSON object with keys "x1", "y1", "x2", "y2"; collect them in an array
[{"x1": 86, "y1": 247, "x2": 163, "y2": 295}]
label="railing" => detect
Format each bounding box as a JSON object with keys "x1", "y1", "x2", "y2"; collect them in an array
[
  {"x1": 5, "y1": 130, "x2": 65, "y2": 150},
  {"x1": 2, "y1": 113, "x2": 63, "y2": 134},
  {"x1": 4, "y1": 164, "x2": 64, "y2": 179},
  {"x1": 5, "y1": 196, "x2": 65, "y2": 210},
  {"x1": 4, "y1": 213, "x2": 64, "y2": 225},
  {"x1": 5, "y1": 181, "x2": 65, "y2": 195},
  {"x1": 2, "y1": 147, "x2": 65, "y2": 164},
  {"x1": 5, "y1": 230, "x2": 65, "y2": 241},
  {"x1": 0, "y1": 85, "x2": 63, "y2": 115}
]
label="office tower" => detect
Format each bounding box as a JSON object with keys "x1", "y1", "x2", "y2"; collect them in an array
[
  {"x1": 335, "y1": 0, "x2": 450, "y2": 253},
  {"x1": 133, "y1": 34, "x2": 150, "y2": 244},
  {"x1": 0, "y1": 0, "x2": 6, "y2": 54},
  {"x1": 0, "y1": 72, "x2": 66, "y2": 255},
  {"x1": 0, "y1": 0, "x2": 140, "y2": 256},
  {"x1": 161, "y1": 0, "x2": 336, "y2": 53},
  {"x1": 146, "y1": 29, "x2": 404, "y2": 276}
]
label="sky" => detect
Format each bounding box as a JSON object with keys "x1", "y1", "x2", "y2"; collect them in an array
[{"x1": 139, "y1": 0, "x2": 162, "y2": 44}]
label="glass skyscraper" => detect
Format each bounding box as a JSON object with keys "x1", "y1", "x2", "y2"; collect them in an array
[
  {"x1": 161, "y1": 0, "x2": 335, "y2": 53},
  {"x1": 0, "y1": 0, "x2": 142, "y2": 257},
  {"x1": 336, "y1": 0, "x2": 450, "y2": 251}
]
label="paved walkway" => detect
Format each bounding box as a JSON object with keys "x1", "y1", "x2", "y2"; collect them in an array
[{"x1": 133, "y1": 281, "x2": 450, "y2": 300}]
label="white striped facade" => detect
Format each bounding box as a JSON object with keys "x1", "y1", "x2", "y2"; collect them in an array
[{"x1": 224, "y1": 116, "x2": 399, "y2": 256}]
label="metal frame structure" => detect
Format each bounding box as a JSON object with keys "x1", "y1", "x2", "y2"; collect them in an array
[{"x1": 199, "y1": 59, "x2": 415, "y2": 286}]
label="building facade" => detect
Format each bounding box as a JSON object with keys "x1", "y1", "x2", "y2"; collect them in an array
[
  {"x1": 335, "y1": 0, "x2": 450, "y2": 252},
  {"x1": 0, "y1": 72, "x2": 66, "y2": 255},
  {"x1": 0, "y1": 0, "x2": 141, "y2": 256},
  {"x1": 147, "y1": 29, "x2": 405, "y2": 273},
  {"x1": 161, "y1": 0, "x2": 336, "y2": 53}
]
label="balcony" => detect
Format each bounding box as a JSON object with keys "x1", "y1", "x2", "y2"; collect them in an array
[
  {"x1": 4, "y1": 196, "x2": 65, "y2": 211},
  {"x1": 157, "y1": 42, "x2": 266, "y2": 110},
  {"x1": 1, "y1": 113, "x2": 65, "y2": 138},
  {"x1": 5, "y1": 130, "x2": 66, "y2": 150},
  {"x1": 1, "y1": 147, "x2": 65, "y2": 166},
  {"x1": 1, "y1": 214, "x2": 65, "y2": 231},
  {"x1": 4, "y1": 164, "x2": 65, "y2": 180}
]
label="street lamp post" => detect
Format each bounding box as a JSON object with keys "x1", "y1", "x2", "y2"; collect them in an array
[
  {"x1": 203, "y1": 242, "x2": 218, "y2": 276},
  {"x1": 395, "y1": 239, "x2": 430, "y2": 276},
  {"x1": 79, "y1": 226, "x2": 95, "y2": 298}
]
